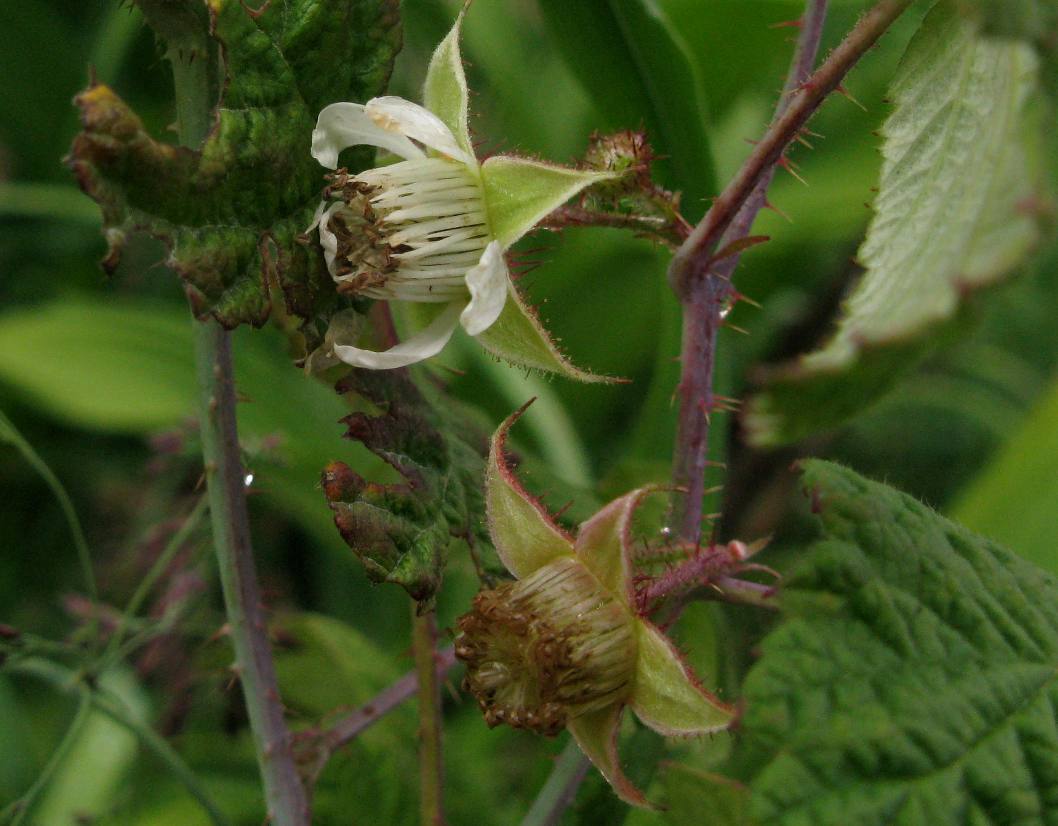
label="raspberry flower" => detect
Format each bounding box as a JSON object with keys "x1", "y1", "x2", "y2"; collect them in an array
[
  {"x1": 456, "y1": 406, "x2": 734, "y2": 807},
  {"x1": 309, "y1": 9, "x2": 616, "y2": 378}
]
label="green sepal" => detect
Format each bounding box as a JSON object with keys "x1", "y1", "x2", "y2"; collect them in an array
[
  {"x1": 574, "y1": 489, "x2": 649, "y2": 605},
  {"x1": 481, "y1": 155, "x2": 617, "y2": 248},
  {"x1": 629, "y1": 621, "x2": 733, "y2": 736},
  {"x1": 422, "y1": 4, "x2": 473, "y2": 159},
  {"x1": 484, "y1": 404, "x2": 575, "y2": 579},
  {"x1": 567, "y1": 705, "x2": 651, "y2": 809},
  {"x1": 475, "y1": 282, "x2": 620, "y2": 383}
]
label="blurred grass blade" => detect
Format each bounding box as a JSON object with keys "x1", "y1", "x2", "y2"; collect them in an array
[
  {"x1": 0, "y1": 695, "x2": 91, "y2": 826},
  {"x1": 745, "y1": 1, "x2": 1047, "y2": 446},
  {"x1": 0, "y1": 408, "x2": 97, "y2": 609},
  {"x1": 950, "y1": 377, "x2": 1058, "y2": 574},
  {"x1": 0, "y1": 182, "x2": 101, "y2": 224},
  {"x1": 9, "y1": 659, "x2": 230, "y2": 826},
  {"x1": 537, "y1": 0, "x2": 715, "y2": 216}
]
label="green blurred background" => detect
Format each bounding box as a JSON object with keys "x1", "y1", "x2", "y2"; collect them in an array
[{"x1": 2, "y1": 0, "x2": 1056, "y2": 822}]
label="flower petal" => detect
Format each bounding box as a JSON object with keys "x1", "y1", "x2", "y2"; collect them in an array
[
  {"x1": 366, "y1": 96, "x2": 472, "y2": 165},
  {"x1": 332, "y1": 301, "x2": 462, "y2": 370},
  {"x1": 422, "y1": 4, "x2": 473, "y2": 160},
  {"x1": 314, "y1": 201, "x2": 344, "y2": 278},
  {"x1": 460, "y1": 241, "x2": 508, "y2": 336},
  {"x1": 475, "y1": 281, "x2": 622, "y2": 383},
  {"x1": 485, "y1": 404, "x2": 575, "y2": 579},
  {"x1": 481, "y1": 156, "x2": 618, "y2": 247},
  {"x1": 574, "y1": 488, "x2": 656, "y2": 605},
  {"x1": 312, "y1": 102, "x2": 424, "y2": 169},
  {"x1": 630, "y1": 621, "x2": 734, "y2": 737},
  {"x1": 567, "y1": 706, "x2": 652, "y2": 808}
]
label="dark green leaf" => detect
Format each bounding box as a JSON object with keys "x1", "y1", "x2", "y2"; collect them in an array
[
  {"x1": 322, "y1": 368, "x2": 502, "y2": 604},
  {"x1": 725, "y1": 460, "x2": 1058, "y2": 825},
  {"x1": 68, "y1": 0, "x2": 400, "y2": 329},
  {"x1": 536, "y1": 0, "x2": 715, "y2": 218},
  {"x1": 745, "y1": 1, "x2": 1047, "y2": 446}
]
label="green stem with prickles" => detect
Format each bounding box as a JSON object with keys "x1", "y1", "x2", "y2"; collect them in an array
[{"x1": 141, "y1": 2, "x2": 310, "y2": 821}]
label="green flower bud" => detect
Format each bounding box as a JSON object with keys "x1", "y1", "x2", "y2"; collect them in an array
[{"x1": 456, "y1": 557, "x2": 637, "y2": 736}]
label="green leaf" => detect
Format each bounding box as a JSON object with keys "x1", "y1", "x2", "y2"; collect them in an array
[
  {"x1": 68, "y1": 0, "x2": 400, "y2": 329},
  {"x1": 746, "y1": 2, "x2": 1046, "y2": 447},
  {"x1": 663, "y1": 765, "x2": 752, "y2": 826},
  {"x1": 950, "y1": 376, "x2": 1058, "y2": 575},
  {"x1": 959, "y1": 0, "x2": 1058, "y2": 44},
  {"x1": 272, "y1": 612, "x2": 399, "y2": 717},
  {"x1": 321, "y1": 366, "x2": 501, "y2": 604},
  {"x1": 0, "y1": 298, "x2": 383, "y2": 561},
  {"x1": 32, "y1": 670, "x2": 149, "y2": 826},
  {"x1": 480, "y1": 156, "x2": 615, "y2": 249},
  {"x1": 536, "y1": 0, "x2": 715, "y2": 218},
  {"x1": 725, "y1": 460, "x2": 1058, "y2": 825}
]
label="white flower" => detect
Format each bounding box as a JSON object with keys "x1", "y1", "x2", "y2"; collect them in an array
[
  {"x1": 308, "y1": 9, "x2": 617, "y2": 378},
  {"x1": 310, "y1": 96, "x2": 506, "y2": 369}
]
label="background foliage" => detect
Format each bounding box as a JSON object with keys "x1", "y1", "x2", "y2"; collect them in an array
[{"x1": 2, "y1": 0, "x2": 1057, "y2": 823}]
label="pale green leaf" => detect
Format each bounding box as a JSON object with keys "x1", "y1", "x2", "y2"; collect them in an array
[
  {"x1": 484, "y1": 406, "x2": 574, "y2": 579},
  {"x1": 630, "y1": 622, "x2": 733, "y2": 737},
  {"x1": 422, "y1": 6, "x2": 473, "y2": 158},
  {"x1": 746, "y1": 2, "x2": 1045, "y2": 446},
  {"x1": 950, "y1": 376, "x2": 1058, "y2": 574},
  {"x1": 726, "y1": 460, "x2": 1058, "y2": 825},
  {"x1": 480, "y1": 155, "x2": 615, "y2": 248}
]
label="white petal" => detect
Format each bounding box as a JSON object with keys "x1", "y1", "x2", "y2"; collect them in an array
[
  {"x1": 312, "y1": 102, "x2": 424, "y2": 169},
  {"x1": 333, "y1": 301, "x2": 463, "y2": 370},
  {"x1": 365, "y1": 96, "x2": 473, "y2": 165},
  {"x1": 316, "y1": 201, "x2": 345, "y2": 278},
  {"x1": 460, "y1": 241, "x2": 508, "y2": 336}
]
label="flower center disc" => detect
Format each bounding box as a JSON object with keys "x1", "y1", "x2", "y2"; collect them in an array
[{"x1": 456, "y1": 557, "x2": 637, "y2": 736}]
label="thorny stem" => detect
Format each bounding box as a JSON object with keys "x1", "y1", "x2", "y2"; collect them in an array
[
  {"x1": 148, "y1": 3, "x2": 310, "y2": 819},
  {"x1": 539, "y1": 205, "x2": 689, "y2": 248},
  {"x1": 670, "y1": 0, "x2": 911, "y2": 545},
  {"x1": 413, "y1": 609, "x2": 446, "y2": 826},
  {"x1": 193, "y1": 324, "x2": 309, "y2": 826}
]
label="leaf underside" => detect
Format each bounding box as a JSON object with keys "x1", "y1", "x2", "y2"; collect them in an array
[
  {"x1": 68, "y1": 0, "x2": 400, "y2": 333},
  {"x1": 746, "y1": 2, "x2": 1046, "y2": 446},
  {"x1": 724, "y1": 460, "x2": 1058, "y2": 825},
  {"x1": 321, "y1": 367, "x2": 502, "y2": 604}
]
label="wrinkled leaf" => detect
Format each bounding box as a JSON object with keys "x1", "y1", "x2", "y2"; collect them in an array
[
  {"x1": 68, "y1": 0, "x2": 400, "y2": 330},
  {"x1": 746, "y1": 2, "x2": 1046, "y2": 446},
  {"x1": 725, "y1": 460, "x2": 1058, "y2": 825},
  {"x1": 322, "y1": 367, "x2": 501, "y2": 604}
]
